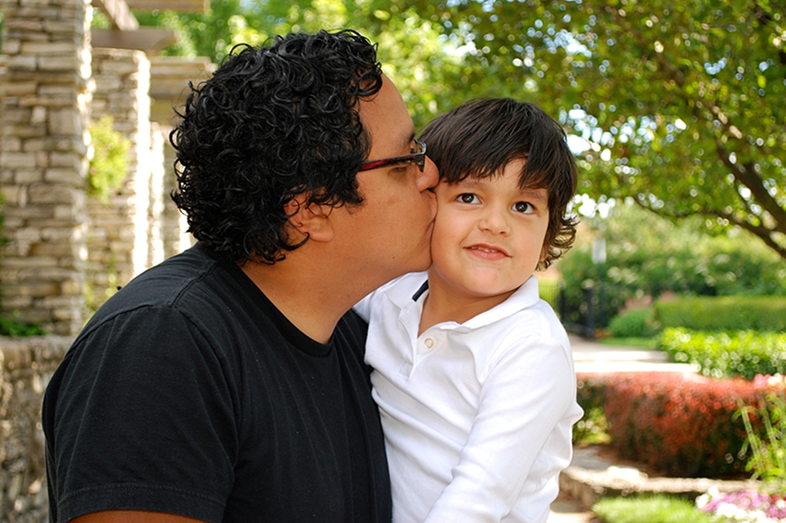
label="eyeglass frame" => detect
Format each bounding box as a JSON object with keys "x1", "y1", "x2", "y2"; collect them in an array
[{"x1": 358, "y1": 138, "x2": 427, "y2": 173}]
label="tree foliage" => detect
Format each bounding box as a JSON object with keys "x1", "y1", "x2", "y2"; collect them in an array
[
  {"x1": 133, "y1": 0, "x2": 786, "y2": 260},
  {"x1": 88, "y1": 116, "x2": 130, "y2": 203}
]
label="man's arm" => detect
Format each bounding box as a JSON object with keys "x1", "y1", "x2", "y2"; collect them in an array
[{"x1": 72, "y1": 511, "x2": 203, "y2": 523}]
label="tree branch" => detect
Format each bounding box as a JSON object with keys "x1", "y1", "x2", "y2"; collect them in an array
[
  {"x1": 629, "y1": 182, "x2": 786, "y2": 262},
  {"x1": 714, "y1": 137, "x2": 786, "y2": 227}
]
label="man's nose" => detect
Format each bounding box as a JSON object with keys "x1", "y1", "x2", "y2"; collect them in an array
[{"x1": 416, "y1": 156, "x2": 439, "y2": 192}]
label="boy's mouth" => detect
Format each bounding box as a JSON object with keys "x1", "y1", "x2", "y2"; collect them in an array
[{"x1": 466, "y1": 244, "x2": 509, "y2": 258}]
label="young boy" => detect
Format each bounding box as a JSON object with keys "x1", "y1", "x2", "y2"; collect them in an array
[{"x1": 355, "y1": 98, "x2": 584, "y2": 523}]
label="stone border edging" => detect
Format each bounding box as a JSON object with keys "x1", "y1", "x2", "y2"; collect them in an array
[{"x1": 559, "y1": 446, "x2": 760, "y2": 510}]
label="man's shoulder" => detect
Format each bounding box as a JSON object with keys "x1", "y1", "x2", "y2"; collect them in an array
[
  {"x1": 83, "y1": 244, "x2": 236, "y2": 332},
  {"x1": 125, "y1": 243, "x2": 222, "y2": 298}
]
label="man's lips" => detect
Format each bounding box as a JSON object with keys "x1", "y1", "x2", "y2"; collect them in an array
[{"x1": 465, "y1": 244, "x2": 509, "y2": 259}]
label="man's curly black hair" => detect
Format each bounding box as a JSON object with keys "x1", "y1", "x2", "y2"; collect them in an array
[{"x1": 171, "y1": 30, "x2": 383, "y2": 265}]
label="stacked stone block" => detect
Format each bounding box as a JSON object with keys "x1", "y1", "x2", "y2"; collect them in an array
[
  {"x1": 149, "y1": 56, "x2": 214, "y2": 259},
  {"x1": 0, "y1": 0, "x2": 92, "y2": 335}
]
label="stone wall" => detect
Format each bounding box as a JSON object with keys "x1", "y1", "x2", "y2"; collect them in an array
[
  {"x1": 0, "y1": 335, "x2": 72, "y2": 522},
  {"x1": 1, "y1": 55, "x2": 6, "y2": 140},
  {"x1": 0, "y1": 0, "x2": 93, "y2": 336}
]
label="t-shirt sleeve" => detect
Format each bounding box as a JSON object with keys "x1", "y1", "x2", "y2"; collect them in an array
[{"x1": 44, "y1": 306, "x2": 237, "y2": 523}]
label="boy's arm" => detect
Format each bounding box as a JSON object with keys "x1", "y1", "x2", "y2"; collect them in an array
[{"x1": 423, "y1": 336, "x2": 580, "y2": 523}]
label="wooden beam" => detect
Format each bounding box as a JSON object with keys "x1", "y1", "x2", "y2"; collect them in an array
[
  {"x1": 92, "y1": 28, "x2": 177, "y2": 54},
  {"x1": 126, "y1": 0, "x2": 208, "y2": 13},
  {"x1": 93, "y1": 0, "x2": 140, "y2": 31}
]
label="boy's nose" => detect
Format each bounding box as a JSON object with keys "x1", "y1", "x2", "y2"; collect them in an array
[{"x1": 479, "y1": 206, "x2": 511, "y2": 235}]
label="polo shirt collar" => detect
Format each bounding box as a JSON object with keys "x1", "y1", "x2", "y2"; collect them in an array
[{"x1": 384, "y1": 272, "x2": 542, "y2": 332}]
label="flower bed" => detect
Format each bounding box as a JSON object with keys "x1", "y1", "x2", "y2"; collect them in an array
[
  {"x1": 697, "y1": 488, "x2": 786, "y2": 522},
  {"x1": 576, "y1": 372, "x2": 781, "y2": 478}
]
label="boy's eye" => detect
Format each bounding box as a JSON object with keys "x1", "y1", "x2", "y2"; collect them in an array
[
  {"x1": 458, "y1": 193, "x2": 478, "y2": 204},
  {"x1": 513, "y1": 201, "x2": 534, "y2": 213}
]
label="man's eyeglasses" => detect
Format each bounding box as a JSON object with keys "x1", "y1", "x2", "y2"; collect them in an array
[{"x1": 358, "y1": 139, "x2": 427, "y2": 173}]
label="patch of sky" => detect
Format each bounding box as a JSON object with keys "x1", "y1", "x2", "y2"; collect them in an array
[
  {"x1": 575, "y1": 194, "x2": 614, "y2": 218},
  {"x1": 704, "y1": 57, "x2": 726, "y2": 75}
]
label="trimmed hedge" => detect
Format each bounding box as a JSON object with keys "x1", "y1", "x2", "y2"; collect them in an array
[
  {"x1": 658, "y1": 328, "x2": 786, "y2": 380},
  {"x1": 608, "y1": 308, "x2": 659, "y2": 338},
  {"x1": 654, "y1": 296, "x2": 786, "y2": 332},
  {"x1": 576, "y1": 372, "x2": 780, "y2": 478}
]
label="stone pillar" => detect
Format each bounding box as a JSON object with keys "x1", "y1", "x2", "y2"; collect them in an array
[
  {"x1": 0, "y1": 0, "x2": 92, "y2": 335},
  {"x1": 147, "y1": 122, "x2": 166, "y2": 268},
  {"x1": 87, "y1": 47, "x2": 158, "y2": 310},
  {"x1": 149, "y1": 56, "x2": 213, "y2": 258},
  {"x1": 161, "y1": 135, "x2": 192, "y2": 259}
]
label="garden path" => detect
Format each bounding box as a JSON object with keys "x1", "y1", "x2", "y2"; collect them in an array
[{"x1": 546, "y1": 335, "x2": 700, "y2": 523}]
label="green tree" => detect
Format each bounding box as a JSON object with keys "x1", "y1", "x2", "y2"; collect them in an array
[
  {"x1": 132, "y1": 1, "x2": 786, "y2": 260},
  {"x1": 556, "y1": 201, "x2": 786, "y2": 332},
  {"x1": 88, "y1": 116, "x2": 130, "y2": 203},
  {"x1": 132, "y1": 1, "x2": 467, "y2": 128}
]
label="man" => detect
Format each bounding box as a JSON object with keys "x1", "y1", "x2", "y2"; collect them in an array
[{"x1": 43, "y1": 30, "x2": 437, "y2": 523}]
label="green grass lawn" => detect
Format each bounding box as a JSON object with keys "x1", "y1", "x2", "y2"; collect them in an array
[
  {"x1": 597, "y1": 337, "x2": 658, "y2": 349},
  {"x1": 592, "y1": 495, "x2": 714, "y2": 523}
]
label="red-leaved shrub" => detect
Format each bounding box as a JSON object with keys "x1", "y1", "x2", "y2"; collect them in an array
[{"x1": 576, "y1": 372, "x2": 776, "y2": 478}]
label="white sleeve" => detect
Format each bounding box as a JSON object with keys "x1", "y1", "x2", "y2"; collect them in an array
[{"x1": 423, "y1": 335, "x2": 577, "y2": 523}]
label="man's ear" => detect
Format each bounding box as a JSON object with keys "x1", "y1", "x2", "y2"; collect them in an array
[{"x1": 283, "y1": 194, "x2": 334, "y2": 243}]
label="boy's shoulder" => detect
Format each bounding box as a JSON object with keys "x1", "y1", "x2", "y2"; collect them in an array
[
  {"x1": 466, "y1": 278, "x2": 569, "y2": 344},
  {"x1": 465, "y1": 276, "x2": 543, "y2": 325}
]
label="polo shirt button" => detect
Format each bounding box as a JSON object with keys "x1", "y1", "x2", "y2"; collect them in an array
[{"x1": 424, "y1": 338, "x2": 435, "y2": 349}]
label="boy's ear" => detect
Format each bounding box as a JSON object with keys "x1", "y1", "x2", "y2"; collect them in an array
[{"x1": 283, "y1": 194, "x2": 334, "y2": 243}]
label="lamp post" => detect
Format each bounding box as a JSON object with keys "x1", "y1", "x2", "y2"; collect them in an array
[{"x1": 591, "y1": 237, "x2": 607, "y2": 335}]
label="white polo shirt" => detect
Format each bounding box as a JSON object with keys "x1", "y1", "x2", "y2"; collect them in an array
[{"x1": 355, "y1": 272, "x2": 583, "y2": 523}]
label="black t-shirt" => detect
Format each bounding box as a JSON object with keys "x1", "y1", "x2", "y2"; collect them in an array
[{"x1": 43, "y1": 243, "x2": 391, "y2": 522}]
